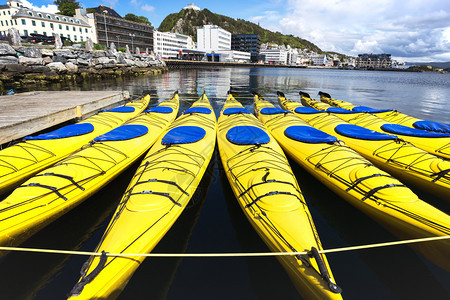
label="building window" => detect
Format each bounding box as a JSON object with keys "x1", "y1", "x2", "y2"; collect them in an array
[
  {"x1": 63, "y1": 18, "x2": 67, "y2": 22},
  {"x1": 73, "y1": 26, "x2": 75, "y2": 31},
  {"x1": 4, "y1": 20, "x2": 7, "y2": 26},
  {"x1": 43, "y1": 31, "x2": 46, "y2": 36},
  {"x1": 8, "y1": 10, "x2": 10, "y2": 15},
  {"x1": 24, "y1": 29, "x2": 28, "y2": 36},
  {"x1": 85, "y1": 28, "x2": 88, "y2": 33},
  {"x1": 47, "y1": 15, "x2": 51, "y2": 19},
  {"x1": 14, "y1": 20, "x2": 17, "y2": 25},
  {"x1": 38, "y1": 13, "x2": 42, "y2": 18},
  {"x1": 42, "y1": 22, "x2": 45, "y2": 27},
  {"x1": 68, "y1": 34, "x2": 70, "y2": 39},
  {"x1": 34, "y1": 30, "x2": 37, "y2": 34},
  {"x1": 81, "y1": 36, "x2": 83, "y2": 41},
  {"x1": 32, "y1": 20, "x2": 36, "y2": 26},
  {"x1": 74, "y1": 35, "x2": 77, "y2": 41},
  {"x1": 66, "y1": 25, "x2": 69, "y2": 30},
  {"x1": 50, "y1": 23, "x2": 53, "y2": 29},
  {"x1": 70, "y1": 19, "x2": 74, "y2": 23},
  {"x1": 59, "y1": 24, "x2": 62, "y2": 29},
  {"x1": 77, "y1": 20, "x2": 80, "y2": 24},
  {"x1": 28, "y1": 12, "x2": 33, "y2": 16},
  {"x1": 0, "y1": 21, "x2": 3, "y2": 26},
  {"x1": 79, "y1": 28, "x2": 82, "y2": 32},
  {"x1": 22, "y1": 19, "x2": 26, "y2": 25},
  {"x1": 56, "y1": 16, "x2": 60, "y2": 21}
]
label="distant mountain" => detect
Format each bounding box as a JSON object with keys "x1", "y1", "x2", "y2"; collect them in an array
[
  {"x1": 405, "y1": 61, "x2": 450, "y2": 69},
  {"x1": 158, "y1": 8, "x2": 322, "y2": 53}
]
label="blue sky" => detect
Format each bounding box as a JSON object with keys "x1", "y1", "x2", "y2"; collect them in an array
[{"x1": 19, "y1": 0, "x2": 450, "y2": 62}]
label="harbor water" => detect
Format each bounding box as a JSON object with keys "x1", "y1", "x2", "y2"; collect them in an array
[{"x1": 0, "y1": 68, "x2": 449, "y2": 299}]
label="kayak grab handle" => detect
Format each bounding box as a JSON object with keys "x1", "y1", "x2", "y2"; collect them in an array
[{"x1": 309, "y1": 247, "x2": 342, "y2": 294}]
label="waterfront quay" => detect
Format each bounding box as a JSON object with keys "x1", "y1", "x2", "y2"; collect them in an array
[
  {"x1": 0, "y1": 90, "x2": 129, "y2": 145},
  {"x1": 165, "y1": 59, "x2": 307, "y2": 69}
]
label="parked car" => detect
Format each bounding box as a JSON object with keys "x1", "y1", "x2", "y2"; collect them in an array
[{"x1": 26, "y1": 33, "x2": 55, "y2": 44}]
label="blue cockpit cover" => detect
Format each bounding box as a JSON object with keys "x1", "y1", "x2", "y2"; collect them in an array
[
  {"x1": 145, "y1": 106, "x2": 173, "y2": 113},
  {"x1": 327, "y1": 107, "x2": 357, "y2": 114},
  {"x1": 184, "y1": 107, "x2": 212, "y2": 114},
  {"x1": 162, "y1": 126, "x2": 206, "y2": 145},
  {"x1": 335, "y1": 124, "x2": 398, "y2": 140},
  {"x1": 223, "y1": 107, "x2": 251, "y2": 115},
  {"x1": 100, "y1": 106, "x2": 135, "y2": 113},
  {"x1": 226, "y1": 126, "x2": 270, "y2": 145},
  {"x1": 24, "y1": 123, "x2": 95, "y2": 140},
  {"x1": 285, "y1": 126, "x2": 337, "y2": 144},
  {"x1": 413, "y1": 120, "x2": 450, "y2": 134},
  {"x1": 260, "y1": 107, "x2": 289, "y2": 115},
  {"x1": 93, "y1": 124, "x2": 148, "y2": 142},
  {"x1": 352, "y1": 106, "x2": 393, "y2": 113},
  {"x1": 294, "y1": 107, "x2": 325, "y2": 114},
  {"x1": 381, "y1": 124, "x2": 450, "y2": 138}
]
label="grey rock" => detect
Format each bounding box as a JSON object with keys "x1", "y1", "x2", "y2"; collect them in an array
[
  {"x1": 47, "y1": 62, "x2": 67, "y2": 73},
  {"x1": 40, "y1": 49, "x2": 54, "y2": 56},
  {"x1": 135, "y1": 60, "x2": 147, "y2": 68},
  {"x1": 19, "y1": 56, "x2": 44, "y2": 65},
  {"x1": 78, "y1": 52, "x2": 93, "y2": 60},
  {"x1": 96, "y1": 56, "x2": 110, "y2": 64},
  {"x1": 4, "y1": 63, "x2": 29, "y2": 72},
  {"x1": 77, "y1": 58, "x2": 90, "y2": 65},
  {"x1": 125, "y1": 45, "x2": 131, "y2": 55},
  {"x1": 55, "y1": 34, "x2": 63, "y2": 49},
  {"x1": 85, "y1": 38, "x2": 94, "y2": 52},
  {"x1": 30, "y1": 65, "x2": 51, "y2": 73},
  {"x1": 116, "y1": 55, "x2": 126, "y2": 64},
  {"x1": 0, "y1": 44, "x2": 17, "y2": 56},
  {"x1": 0, "y1": 56, "x2": 19, "y2": 64},
  {"x1": 7, "y1": 28, "x2": 21, "y2": 46},
  {"x1": 18, "y1": 47, "x2": 42, "y2": 58},
  {"x1": 65, "y1": 62, "x2": 78, "y2": 73},
  {"x1": 94, "y1": 64, "x2": 103, "y2": 69},
  {"x1": 93, "y1": 50, "x2": 106, "y2": 58},
  {"x1": 67, "y1": 59, "x2": 78, "y2": 64},
  {"x1": 43, "y1": 56, "x2": 53, "y2": 64},
  {"x1": 124, "y1": 59, "x2": 135, "y2": 66},
  {"x1": 52, "y1": 55, "x2": 67, "y2": 64},
  {"x1": 103, "y1": 63, "x2": 116, "y2": 68},
  {"x1": 53, "y1": 50, "x2": 77, "y2": 59},
  {"x1": 109, "y1": 42, "x2": 117, "y2": 52}
]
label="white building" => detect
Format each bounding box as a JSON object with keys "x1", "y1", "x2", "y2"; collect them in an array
[
  {"x1": 0, "y1": 0, "x2": 95, "y2": 43},
  {"x1": 216, "y1": 50, "x2": 251, "y2": 63},
  {"x1": 154, "y1": 30, "x2": 195, "y2": 58},
  {"x1": 184, "y1": 3, "x2": 200, "y2": 10},
  {"x1": 260, "y1": 47, "x2": 288, "y2": 64},
  {"x1": 197, "y1": 24, "x2": 231, "y2": 52},
  {"x1": 311, "y1": 54, "x2": 328, "y2": 66}
]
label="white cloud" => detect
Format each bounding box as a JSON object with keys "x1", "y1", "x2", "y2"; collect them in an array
[
  {"x1": 20, "y1": 0, "x2": 58, "y2": 13},
  {"x1": 141, "y1": 4, "x2": 155, "y2": 13},
  {"x1": 252, "y1": 0, "x2": 450, "y2": 61}
]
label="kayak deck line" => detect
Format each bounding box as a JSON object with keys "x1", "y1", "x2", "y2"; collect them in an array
[{"x1": 1, "y1": 235, "x2": 449, "y2": 257}]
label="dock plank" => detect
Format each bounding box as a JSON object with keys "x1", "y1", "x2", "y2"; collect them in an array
[{"x1": 0, "y1": 91, "x2": 130, "y2": 145}]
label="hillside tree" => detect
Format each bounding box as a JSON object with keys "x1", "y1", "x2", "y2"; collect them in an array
[{"x1": 54, "y1": 0, "x2": 80, "y2": 16}]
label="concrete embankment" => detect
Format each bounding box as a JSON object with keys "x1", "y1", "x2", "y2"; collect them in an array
[{"x1": 0, "y1": 43, "x2": 167, "y2": 93}]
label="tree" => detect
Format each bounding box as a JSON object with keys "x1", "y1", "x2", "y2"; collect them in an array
[
  {"x1": 54, "y1": 0, "x2": 80, "y2": 16},
  {"x1": 124, "y1": 13, "x2": 152, "y2": 26}
]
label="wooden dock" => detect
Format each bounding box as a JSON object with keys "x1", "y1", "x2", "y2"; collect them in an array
[{"x1": 0, "y1": 90, "x2": 130, "y2": 145}]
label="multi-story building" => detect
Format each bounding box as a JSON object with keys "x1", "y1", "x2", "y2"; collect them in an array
[
  {"x1": 231, "y1": 34, "x2": 260, "y2": 62},
  {"x1": 355, "y1": 53, "x2": 392, "y2": 69},
  {"x1": 260, "y1": 47, "x2": 288, "y2": 64},
  {"x1": 153, "y1": 30, "x2": 195, "y2": 58},
  {"x1": 310, "y1": 54, "x2": 328, "y2": 66},
  {"x1": 0, "y1": 0, "x2": 95, "y2": 42},
  {"x1": 216, "y1": 50, "x2": 251, "y2": 63},
  {"x1": 197, "y1": 24, "x2": 231, "y2": 52},
  {"x1": 88, "y1": 5, "x2": 154, "y2": 52}
]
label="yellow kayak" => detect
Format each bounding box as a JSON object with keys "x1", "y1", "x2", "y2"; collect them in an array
[
  {"x1": 217, "y1": 94, "x2": 342, "y2": 299},
  {"x1": 68, "y1": 94, "x2": 216, "y2": 300},
  {"x1": 255, "y1": 93, "x2": 450, "y2": 264},
  {"x1": 300, "y1": 93, "x2": 450, "y2": 160},
  {"x1": 319, "y1": 91, "x2": 450, "y2": 134},
  {"x1": 277, "y1": 92, "x2": 450, "y2": 200},
  {"x1": 0, "y1": 94, "x2": 179, "y2": 249},
  {"x1": 0, "y1": 96, "x2": 150, "y2": 195}
]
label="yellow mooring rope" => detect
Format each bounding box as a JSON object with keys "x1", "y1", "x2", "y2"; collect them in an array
[{"x1": 0, "y1": 235, "x2": 448, "y2": 258}]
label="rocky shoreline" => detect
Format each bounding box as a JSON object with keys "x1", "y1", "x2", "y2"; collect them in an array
[{"x1": 0, "y1": 43, "x2": 167, "y2": 93}]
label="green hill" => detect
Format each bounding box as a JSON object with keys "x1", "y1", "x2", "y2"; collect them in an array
[{"x1": 158, "y1": 8, "x2": 322, "y2": 53}]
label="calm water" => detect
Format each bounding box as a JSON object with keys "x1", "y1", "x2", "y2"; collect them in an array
[{"x1": 0, "y1": 68, "x2": 449, "y2": 300}]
